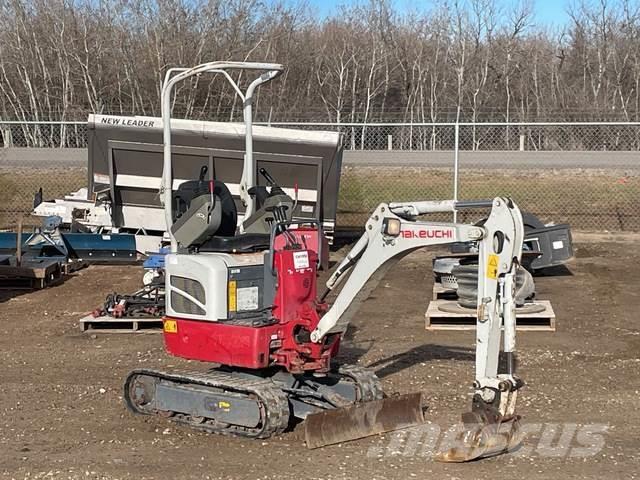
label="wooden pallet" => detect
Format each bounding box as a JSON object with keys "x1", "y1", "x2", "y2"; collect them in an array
[
  {"x1": 432, "y1": 283, "x2": 457, "y2": 300},
  {"x1": 78, "y1": 314, "x2": 163, "y2": 333},
  {"x1": 425, "y1": 299, "x2": 556, "y2": 331}
]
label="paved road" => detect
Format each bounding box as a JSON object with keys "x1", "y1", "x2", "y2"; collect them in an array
[
  {"x1": 1, "y1": 147, "x2": 638, "y2": 169},
  {"x1": 0, "y1": 148, "x2": 86, "y2": 168},
  {"x1": 344, "y1": 150, "x2": 640, "y2": 169}
]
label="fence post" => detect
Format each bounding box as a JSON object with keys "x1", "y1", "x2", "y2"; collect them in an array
[
  {"x1": 519, "y1": 134, "x2": 525, "y2": 151},
  {"x1": 387, "y1": 134, "x2": 392, "y2": 151},
  {"x1": 453, "y1": 122, "x2": 459, "y2": 223}
]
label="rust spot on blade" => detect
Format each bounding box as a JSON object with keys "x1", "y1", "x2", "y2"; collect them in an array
[{"x1": 304, "y1": 392, "x2": 425, "y2": 449}]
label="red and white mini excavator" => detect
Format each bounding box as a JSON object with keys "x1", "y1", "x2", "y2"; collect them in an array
[{"x1": 123, "y1": 62, "x2": 525, "y2": 462}]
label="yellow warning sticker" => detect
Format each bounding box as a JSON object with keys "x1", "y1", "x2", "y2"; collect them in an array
[
  {"x1": 228, "y1": 280, "x2": 237, "y2": 312},
  {"x1": 218, "y1": 400, "x2": 231, "y2": 411},
  {"x1": 163, "y1": 319, "x2": 178, "y2": 333},
  {"x1": 487, "y1": 254, "x2": 499, "y2": 280}
]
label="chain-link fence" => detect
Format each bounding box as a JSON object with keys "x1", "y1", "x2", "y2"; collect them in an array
[
  {"x1": 269, "y1": 121, "x2": 640, "y2": 152},
  {"x1": 1, "y1": 120, "x2": 639, "y2": 231},
  {"x1": 0, "y1": 122, "x2": 88, "y2": 148},
  {"x1": 3, "y1": 120, "x2": 640, "y2": 151}
]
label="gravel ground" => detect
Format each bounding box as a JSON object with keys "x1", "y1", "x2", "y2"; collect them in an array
[{"x1": 1, "y1": 241, "x2": 639, "y2": 479}]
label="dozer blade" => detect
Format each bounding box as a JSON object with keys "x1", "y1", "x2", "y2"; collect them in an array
[
  {"x1": 435, "y1": 416, "x2": 523, "y2": 462},
  {"x1": 304, "y1": 392, "x2": 425, "y2": 449}
]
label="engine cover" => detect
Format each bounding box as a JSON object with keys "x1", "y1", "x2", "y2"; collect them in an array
[{"x1": 164, "y1": 251, "x2": 264, "y2": 321}]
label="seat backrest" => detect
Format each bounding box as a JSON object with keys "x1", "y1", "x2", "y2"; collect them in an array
[
  {"x1": 211, "y1": 180, "x2": 237, "y2": 237},
  {"x1": 172, "y1": 179, "x2": 237, "y2": 241}
]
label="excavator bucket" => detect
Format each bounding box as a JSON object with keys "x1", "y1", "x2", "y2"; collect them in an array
[
  {"x1": 435, "y1": 416, "x2": 524, "y2": 462},
  {"x1": 304, "y1": 392, "x2": 425, "y2": 449}
]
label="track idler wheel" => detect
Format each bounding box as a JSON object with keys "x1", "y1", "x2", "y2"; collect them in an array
[{"x1": 126, "y1": 374, "x2": 158, "y2": 414}]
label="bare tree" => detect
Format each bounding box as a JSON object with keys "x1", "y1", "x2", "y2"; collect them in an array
[{"x1": 1, "y1": 0, "x2": 640, "y2": 142}]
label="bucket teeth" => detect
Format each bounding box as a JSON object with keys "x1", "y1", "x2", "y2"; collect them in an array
[{"x1": 434, "y1": 415, "x2": 523, "y2": 462}]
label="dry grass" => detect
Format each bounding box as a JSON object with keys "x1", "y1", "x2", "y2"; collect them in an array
[
  {"x1": 339, "y1": 166, "x2": 640, "y2": 231},
  {"x1": 2, "y1": 165, "x2": 639, "y2": 231},
  {"x1": 0, "y1": 167, "x2": 87, "y2": 228}
]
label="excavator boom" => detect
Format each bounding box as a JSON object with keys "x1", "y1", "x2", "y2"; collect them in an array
[{"x1": 305, "y1": 198, "x2": 525, "y2": 461}]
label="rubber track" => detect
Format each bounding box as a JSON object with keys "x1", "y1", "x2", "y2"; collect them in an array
[
  {"x1": 124, "y1": 368, "x2": 290, "y2": 439},
  {"x1": 338, "y1": 365, "x2": 384, "y2": 402}
]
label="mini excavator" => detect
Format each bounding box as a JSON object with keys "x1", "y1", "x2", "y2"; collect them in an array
[{"x1": 123, "y1": 62, "x2": 525, "y2": 462}]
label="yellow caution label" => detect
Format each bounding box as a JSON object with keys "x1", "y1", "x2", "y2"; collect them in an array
[
  {"x1": 228, "y1": 280, "x2": 237, "y2": 312},
  {"x1": 487, "y1": 254, "x2": 499, "y2": 280},
  {"x1": 163, "y1": 319, "x2": 178, "y2": 333},
  {"x1": 218, "y1": 400, "x2": 231, "y2": 411}
]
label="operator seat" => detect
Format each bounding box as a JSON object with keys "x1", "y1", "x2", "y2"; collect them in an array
[
  {"x1": 171, "y1": 166, "x2": 271, "y2": 253},
  {"x1": 173, "y1": 178, "x2": 237, "y2": 237},
  {"x1": 171, "y1": 166, "x2": 301, "y2": 253},
  {"x1": 171, "y1": 176, "x2": 238, "y2": 250}
]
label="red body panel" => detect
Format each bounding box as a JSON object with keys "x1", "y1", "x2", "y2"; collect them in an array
[
  {"x1": 272, "y1": 248, "x2": 317, "y2": 323},
  {"x1": 163, "y1": 317, "x2": 278, "y2": 369},
  {"x1": 273, "y1": 227, "x2": 329, "y2": 270},
  {"x1": 269, "y1": 248, "x2": 340, "y2": 372},
  {"x1": 164, "y1": 228, "x2": 340, "y2": 373}
]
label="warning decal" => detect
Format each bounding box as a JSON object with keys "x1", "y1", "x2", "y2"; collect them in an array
[
  {"x1": 487, "y1": 254, "x2": 499, "y2": 280},
  {"x1": 293, "y1": 251, "x2": 310, "y2": 270},
  {"x1": 163, "y1": 319, "x2": 178, "y2": 333}
]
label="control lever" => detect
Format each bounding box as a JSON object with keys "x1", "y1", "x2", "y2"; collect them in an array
[
  {"x1": 196, "y1": 165, "x2": 216, "y2": 217},
  {"x1": 259, "y1": 168, "x2": 286, "y2": 197},
  {"x1": 259, "y1": 167, "x2": 277, "y2": 186},
  {"x1": 292, "y1": 183, "x2": 299, "y2": 213},
  {"x1": 198, "y1": 165, "x2": 208, "y2": 182}
]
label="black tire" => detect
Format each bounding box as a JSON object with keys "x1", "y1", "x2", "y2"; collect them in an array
[
  {"x1": 452, "y1": 264, "x2": 535, "y2": 308},
  {"x1": 474, "y1": 211, "x2": 545, "y2": 231},
  {"x1": 521, "y1": 212, "x2": 546, "y2": 231}
]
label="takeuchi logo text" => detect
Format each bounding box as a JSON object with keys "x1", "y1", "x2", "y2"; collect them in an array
[{"x1": 400, "y1": 229, "x2": 454, "y2": 239}]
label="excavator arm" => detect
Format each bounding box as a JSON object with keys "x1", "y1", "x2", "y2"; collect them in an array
[{"x1": 309, "y1": 197, "x2": 525, "y2": 461}]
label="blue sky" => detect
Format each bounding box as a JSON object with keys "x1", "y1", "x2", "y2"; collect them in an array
[{"x1": 299, "y1": 0, "x2": 571, "y2": 28}]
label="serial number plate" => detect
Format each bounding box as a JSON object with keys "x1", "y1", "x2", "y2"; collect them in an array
[{"x1": 237, "y1": 286, "x2": 259, "y2": 311}]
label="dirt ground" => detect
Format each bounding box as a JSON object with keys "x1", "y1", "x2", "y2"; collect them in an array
[{"x1": 1, "y1": 240, "x2": 639, "y2": 480}]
